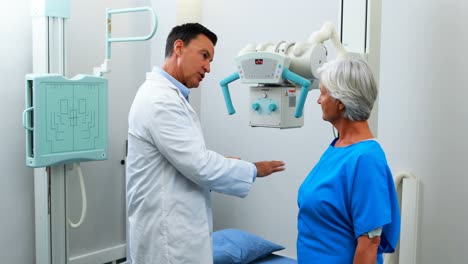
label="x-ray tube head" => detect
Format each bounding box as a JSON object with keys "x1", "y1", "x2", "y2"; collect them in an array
[
  {"x1": 239, "y1": 41, "x2": 327, "y2": 80},
  {"x1": 221, "y1": 22, "x2": 347, "y2": 128}
]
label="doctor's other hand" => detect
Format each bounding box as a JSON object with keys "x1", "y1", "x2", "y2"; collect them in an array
[{"x1": 254, "y1": 160, "x2": 285, "y2": 177}]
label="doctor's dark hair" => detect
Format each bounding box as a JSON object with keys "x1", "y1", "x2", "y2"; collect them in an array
[
  {"x1": 317, "y1": 57, "x2": 378, "y2": 121},
  {"x1": 165, "y1": 23, "x2": 218, "y2": 58}
]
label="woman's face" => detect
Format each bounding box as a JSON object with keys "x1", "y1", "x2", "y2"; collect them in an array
[{"x1": 317, "y1": 83, "x2": 342, "y2": 122}]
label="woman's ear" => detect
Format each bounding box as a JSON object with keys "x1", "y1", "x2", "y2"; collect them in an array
[{"x1": 337, "y1": 100, "x2": 345, "y2": 112}]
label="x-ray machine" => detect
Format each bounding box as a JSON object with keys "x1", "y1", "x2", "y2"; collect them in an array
[
  {"x1": 25, "y1": 1, "x2": 157, "y2": 263},
  {"x1": 220, "y1": 23, "x2": 347, "y2": 128}
]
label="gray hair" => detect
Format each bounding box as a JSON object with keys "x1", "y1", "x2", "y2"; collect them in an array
[{"x1": 317, "y1": 57, "x2": 378, "y2": 121}]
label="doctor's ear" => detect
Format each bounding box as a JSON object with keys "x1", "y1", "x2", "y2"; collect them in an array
[{"x1": 173, "y1": 39, "x2": 184, "y2": 56}]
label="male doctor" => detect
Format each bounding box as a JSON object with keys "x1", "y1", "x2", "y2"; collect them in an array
[{"x1": 126, "y1": 23, "x2": 286, "y2": 264}]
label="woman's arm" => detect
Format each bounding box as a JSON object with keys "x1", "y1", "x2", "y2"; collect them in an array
[{"x1": 353, "y1": 235, "x2": 381, "y2": 264}]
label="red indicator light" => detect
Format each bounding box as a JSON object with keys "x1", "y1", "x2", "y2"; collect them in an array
[{"x1": 255, "y1": 59, "x2": 263, "y2": 65}]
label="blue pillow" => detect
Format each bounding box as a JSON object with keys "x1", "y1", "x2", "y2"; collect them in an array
[{"x1": 213, "y1": 228, "x2": 285, "y2": 264}]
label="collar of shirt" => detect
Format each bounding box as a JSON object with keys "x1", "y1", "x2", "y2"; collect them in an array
[{"x1": 154, "y1": 67, "x2": 190, "y2": 100}]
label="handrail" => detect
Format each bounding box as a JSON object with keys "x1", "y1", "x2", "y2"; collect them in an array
[{"x1": 106, "y1": 7, "x2": 158, "y2": 59}]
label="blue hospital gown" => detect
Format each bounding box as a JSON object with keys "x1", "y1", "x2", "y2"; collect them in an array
[{"x1": 297, "y1": 139, "x2": 400, "y2": 264}]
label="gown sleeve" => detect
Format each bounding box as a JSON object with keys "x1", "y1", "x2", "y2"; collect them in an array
[{"x1": 351, "y1": 151, "x2": 400, "y2": 253}]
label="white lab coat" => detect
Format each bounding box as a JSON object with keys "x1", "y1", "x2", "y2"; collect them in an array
[{"x1": 126, "y1": 68, "x2": 256, "y2": 264}]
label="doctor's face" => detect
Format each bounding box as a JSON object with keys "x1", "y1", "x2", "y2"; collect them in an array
[{"x1": 176, "y1": 34, "x2": 214, "y2": 88}]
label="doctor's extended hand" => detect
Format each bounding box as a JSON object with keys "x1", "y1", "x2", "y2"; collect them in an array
[{"x1": 254, "y1": 160, "x2": 285, "y2": 177}]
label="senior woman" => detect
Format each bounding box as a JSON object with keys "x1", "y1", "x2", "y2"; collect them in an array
[{"x1": 297, "y1": 57, "x2": 400, "y2": 264}]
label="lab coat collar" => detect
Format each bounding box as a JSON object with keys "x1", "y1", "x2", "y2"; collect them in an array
[{"x1": 149, "y1": 67, "x2": 190, "y2": 100}]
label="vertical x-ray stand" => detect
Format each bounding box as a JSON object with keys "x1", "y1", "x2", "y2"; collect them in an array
[
  {"x1": 30, "y1": 2, "x2": 157, "y2": 263},
  {"x1": 31, "y1": 1, "x2": 69, "y2": 263}
]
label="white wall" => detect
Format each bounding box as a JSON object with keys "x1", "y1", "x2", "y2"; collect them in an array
[
  {"x1": 200, "y1": 0, "x2": 340, "y2": 258},
  {"x1": 0, "y1": 1, "x2": 34, "y2": 263},
  {"x1": 150, "y1": 1, "x2": 176, "y2": 73},
  {"x1": 378, "y1": 0, "x2": 468, "y2": 263}
]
